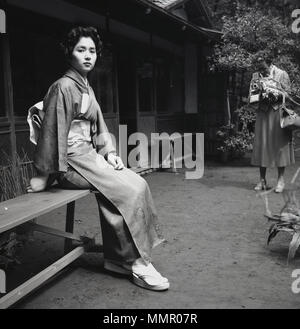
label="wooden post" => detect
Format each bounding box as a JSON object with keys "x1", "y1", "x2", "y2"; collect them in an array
[
  {"x1": 64, "y1": 201, "x2": 75, "y2": 253},
  {"x1": 1, "y1": 29, "x2": 17, "y2": 165}
]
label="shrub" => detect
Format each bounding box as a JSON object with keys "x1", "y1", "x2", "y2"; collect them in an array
[
  {"x1": 0, "y1": 152, "x2": 36, "y2": 269},
  {"x1": 217, "y1": 104, "x2": 256, "y2": 159}
]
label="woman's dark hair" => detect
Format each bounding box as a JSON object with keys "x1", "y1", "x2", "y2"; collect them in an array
[
  {"x1": 263, "y1": 53, "x2": 274, "y2": 66},
  {"x1": 255, "y1": 53, "x2": 274, "y2": 66},
  {"x1": 61, "y1": 26, "x2": 102, "y2": 60}
]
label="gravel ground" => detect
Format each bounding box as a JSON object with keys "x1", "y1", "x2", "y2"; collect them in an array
[{"x1": 6, "y1": 160, "x2": 300, "y2": 309}]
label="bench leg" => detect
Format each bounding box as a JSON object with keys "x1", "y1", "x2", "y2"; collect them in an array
[{"x1": 64, "y1": 201, "x2": 75, "y2": 254}]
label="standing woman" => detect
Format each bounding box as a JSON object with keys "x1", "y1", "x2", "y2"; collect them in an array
[
  {"x1": 251, "y1": 55, "x2": 295, "y2": 193},
  {"x1": 27, "y1": 26, "x2": 169, "y2": 291}
]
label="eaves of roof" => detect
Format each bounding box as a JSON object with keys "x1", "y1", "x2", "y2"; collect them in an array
[{"x1": 132, "y1": 0, "x2": 222, "y2": 40}]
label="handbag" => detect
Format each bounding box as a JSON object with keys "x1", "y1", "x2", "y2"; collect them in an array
[{"x1": 279, "y1": 94, "x2": 300, "y2": 130}]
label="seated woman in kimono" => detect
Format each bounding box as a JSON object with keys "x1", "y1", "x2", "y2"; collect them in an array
[{"x1": 27, "y1": 26, "x2": 169, "y2": 291}]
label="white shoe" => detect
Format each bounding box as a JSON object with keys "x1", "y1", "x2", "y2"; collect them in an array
[
  {"x1": 254, "y1": 179, "x2": 267, "y2": 191},
  {"x1": 275, "y1": 180, "x2": 285, "y2": 193},
  {"x1": 132, "y1": 272, "x2": 170, "y2": 291},
  {"x1": 131, "y1": 260, "x2": 169, "y2": 291},
  {"x1": 104, "y1": 258, "x2": 169, "y2": 291}
]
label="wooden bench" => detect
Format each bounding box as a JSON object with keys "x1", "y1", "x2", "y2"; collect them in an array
[{"x1": 0, "y1": 167, "x2": 153, "y2": 309}]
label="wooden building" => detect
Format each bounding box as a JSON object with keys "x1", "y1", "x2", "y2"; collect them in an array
[{"x1": 0, "y1": 0, "x2": 222, "y2": 166}]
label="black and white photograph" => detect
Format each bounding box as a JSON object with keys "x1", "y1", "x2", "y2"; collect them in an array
[{"x1": 0, "y1": 0, "x2": 300, "y2": 314}]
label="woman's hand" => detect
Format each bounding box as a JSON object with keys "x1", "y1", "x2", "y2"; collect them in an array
[
  {"x1": 27, "y1": 175, "x2": 49, "y2": 193},
  {"x1": 106, "y1": 153, "x2": 125, "y2": 170}
]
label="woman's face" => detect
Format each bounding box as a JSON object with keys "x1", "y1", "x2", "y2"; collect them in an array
[
  {"x1": 70, "y1": 36, "x2": 97, "y2": 77},
  {"x1": 258, "y1": 61, "x2": 270, "y2": 77}
]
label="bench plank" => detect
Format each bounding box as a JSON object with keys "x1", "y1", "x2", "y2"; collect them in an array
[{"x1": 0, "y1": 189, "x2": 90, "y2": 234}]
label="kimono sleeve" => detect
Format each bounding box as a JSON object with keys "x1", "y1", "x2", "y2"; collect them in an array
[{"x1": 34, "y1": 83, "x2": 74, "y2": 174}]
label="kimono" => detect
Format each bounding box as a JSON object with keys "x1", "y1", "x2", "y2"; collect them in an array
[
  {"x1": 251, "y1": 65, "x2": 295, "y2": 168},
  {"x1": 34, "y1": 68, "x2": 164, "y2": 265}
]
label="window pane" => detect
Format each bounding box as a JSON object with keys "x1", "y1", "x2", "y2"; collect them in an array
[
  {"x1": 117, "y1": 42, "x2": 136, "y2": 118},
  {"x1": 137, "y1": 60, "x2": 153, "y2": 112},
  {"x1": 90, "y1": 48, "x2": 115, "y2": 113},
  {"x1": 8, "y1": 8, "x2": 67, "y2": 117},
  {"x1": 10, "y1": 27, "x2": 65, "y2": 117},
  {"x1": 170, "y1": 58, "x2": 184, "y2": 113},
  {"x1": 156, "y1": 55, "x2": 184, "y2": 113},
  {"x1": 156, "y1": 57, "x2": 170, "y2": 113}
]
